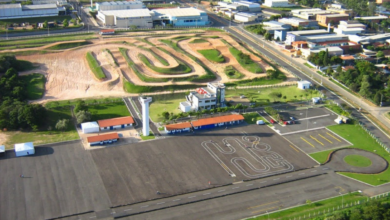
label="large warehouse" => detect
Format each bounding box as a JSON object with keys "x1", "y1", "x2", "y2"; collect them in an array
[
  {"x1": 97, "y1": 9, "x2": 153, "y2": 28},
  {"x1": 0, "y1": 3, "x2": 65, "y2": 19},
  {"x1": 96, "y1": 1, "x2": 144, "y2": 11},
  {"x1": 152, "y1": 8, "x2": 209, "y2": 27}
]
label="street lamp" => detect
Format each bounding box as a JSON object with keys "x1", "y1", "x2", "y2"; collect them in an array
[{"x1": 339, "y1": 192, "x2": 344, "y2": 208}]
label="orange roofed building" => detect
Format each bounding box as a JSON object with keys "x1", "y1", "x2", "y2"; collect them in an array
[
  {"x1": 87, "y1": 133, "x2": 119, "y2": 146},
  {"x1": 164, "y1": 122, "x2": 192, "y2": 134},
  {"x1": 191, "y1": 114, "x2": 244, "y2": 130},
  {"x1": 98, "y1": 116, "x2": 134, "y2": 131}
]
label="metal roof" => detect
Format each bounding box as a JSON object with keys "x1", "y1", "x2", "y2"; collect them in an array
[
  {"x1": 153, "y1": 8, "x2": 203, "y2": 17},
  {"x1": 97, "y1": 116, "x2": 134, "y2": 127},
  {"x1": 0, "y1": 4, "x2": 21, "y2": 9},
  {"x1": 191, "y1": 115, "x2": 244, "y2": 127},
  {"x1": 100, "y1": 9, "x2": 151, "y2": 18},
  {"x1": 23, "y1": 4, "x2": 58, "y2": 9},
  {"x1": 165, "y1": 122, "x2": 192, "y2": 131}
]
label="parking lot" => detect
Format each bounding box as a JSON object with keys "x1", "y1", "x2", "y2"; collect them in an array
[{"x1": 283, "y1": 128, "x2": 352, "y2": 154}]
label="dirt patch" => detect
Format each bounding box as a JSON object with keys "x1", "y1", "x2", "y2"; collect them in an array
[{"x1": 0, "y1": 132, "x2": 8, "y2": 146}]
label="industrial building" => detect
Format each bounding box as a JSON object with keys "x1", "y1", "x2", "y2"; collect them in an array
[
  {"x1": 180, "y1": 83, "x2": 225, "y2": 112},
  {"x1": 152, "y1": 8, "x2": 209, "y2": 27},
  {"x1": 234, "y1": 12, "x2": 259, "y2": 22},
  {"x1": 334, "y1": 20, "x2": 365, "y2": 35},
  {"x1": 274, "y1": 30, "x2": 287, "y2": 41},
  {"x1": 218, "y1": 1, "x2": 262, "y2": 12},
  {"x1": 192, "y1": 114, "x2": 244, "y2": 130},
  {"x1": 301, "y1": 46, "x2": 343, "y2": 58},
  {"x1": 98, "y1": 116, "x2": 134, "y2": 131},
  {"x1": 97, "y1": 9, "x2": 153, "y2": 28},
  {"x1": 96, "y1": 1, "x2": 144, "y2": 11},
  {"x1": 0, "y1": 3, "x2": 65, "y2": 19},
  {"x1": 278, "y1": 17, "x2": 319, "y2": 28},
  {"x1": 355, "y1": 33, "x2": 390, "y2": 45},
  {"x1": 87, "y1": 133, "x2": 119, "y2": 146},
  {"x1": 354, "y1": 15, "x2": 388, "y2": 23},
  {"x1": 325, "y1": 4, "x2": 353, "y2": 15},
  {"x1": 285, "y1": 29, "x2": 329, "y2": 45},
  {"x1": 263, "y1": 0, "x2": 293, "y2": 7},
  {"x1": 263, "y1": 21, "x2": 291, "y2": 34},
  {"x1": 14, "y1": 142, "x2": 35, "y2": 157},
  {"x1": 164, "y1": 122, "x2": 192, "y2": 134},
  {"x1": 316, "y1": 14, "x2": 349, "y2": 26},
  {"x1": 291, "y1": 8, "x2": 330, "y2": 20}
]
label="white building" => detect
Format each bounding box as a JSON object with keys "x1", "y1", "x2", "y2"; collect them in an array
[
  {"x1": 152, "y1": 8, "x2": 209, "y2": 27},
  {"x1": 235, "y1": 12, "x2": 258, "y2": 22},
  {"x1": 0, "y1": 3, "x2": 65, "y2": 19},
  {"x1": 278, "y1": 17, "x2": 319, "y2": 28},
  {"x1": 97, "y1": 9, "x2": 153, "y2": 28},
  {"x1": 291, "y1": 8, "x2": 330, "y2": 20},
  {"x1": 297, "y1": 80, "x2": 311, "y2": 90},
  {"x1": 0, "y1": 145, "x2": 5, "y2": 154},
  {"x1": 301, "y1": 46, "x2": 343, "y2": 59},
  {"x1": 180, "y1": 83, "x2": 225, "y2": 112},
  {"x1": 263, "y1": 20, "x2": 291, "y2": 33},
  {"x1": 81, "y1": 122, "x2": 100, "y2": 134},
  {"x1": 98, "y1": 116, "x2": 134, "y2": 131},
  {"x1": 285, "y1": 29, "x2": 329, "y2": 45},
  {"x1": 14, "y1": 142, "x2": 35, "y2": 157},
  {"x1": 334, "y1": 20, "x2": 366, "y2": 35},
  {"x1": 263, "y1": 0, "x2": 293, "y2": 7},
  {"x1": 96, "y1": 1, "x2": 144, "y2": 11}
]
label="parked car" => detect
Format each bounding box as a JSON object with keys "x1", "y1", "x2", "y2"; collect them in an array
[
  {"x1": 270, "y1": 119, "x2": 275, "y2": 124},
  {"x1": 290, "y1": 116, "x2": 296, "y2": 121}
]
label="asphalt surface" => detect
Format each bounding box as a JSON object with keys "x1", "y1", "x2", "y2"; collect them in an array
[
  {"x1": 131, "y1": 97, "x2": 161, "y2": 136},
  {"x1": 123, "y1": 97, "x2": 142, "y2": 129}
]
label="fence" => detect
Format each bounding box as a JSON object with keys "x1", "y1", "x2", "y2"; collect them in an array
[{"x1": 358, "y1": 121, "x2": 390, "y2": 153}]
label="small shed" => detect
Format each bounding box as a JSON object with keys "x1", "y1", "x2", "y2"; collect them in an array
[
  {"x1": 81, "y1": 121, "x2": 100, "y2": 134},
  {"x1": 14, "y1": 142, "x2": 35, "y2": 157},
  {"x1": 297, "y1": 80, "x2": 311, "y2": 90},
  {"x1": 98, "y1": 116, "x2": 134, "y2": 131},
  {"x1": 0, "y1": 145, "x2": 5, "y2": 155},
  {"x1": 312, "y1": 97, "x2": 321, "y2": 104}
]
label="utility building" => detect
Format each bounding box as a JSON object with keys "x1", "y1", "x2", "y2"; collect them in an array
[
  {"x1": 180, "y1": 83, "x2": 225, "y2": 112},
  {"x1": 0, "y1": 3, "x2": 65, "y2": 19},
  {"x1": 14, "y1": 142, "x2": 35, "y2": 157},
  {"x1": 165, "y1": 122, "x2": 192, "y2": 134},
  {"x1": 97, "y1": 9, "x2": 153, "y2": 28},
  {"x1": 96, "y1": 1, "x2": 144, "y2": 11},
  {"x1": 151, "y1": 8, "x2": 209, "y2": 27},
  {"x1": 98, "y1": 116, "x2": 134, "y2": 131},
  {"x1": 191, "y1": 115, "x2": 244, "y2": 130}
]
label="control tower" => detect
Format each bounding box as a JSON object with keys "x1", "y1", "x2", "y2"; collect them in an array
[{"x1": 139, "y1": 97, "x2": 152, "y2": 136}]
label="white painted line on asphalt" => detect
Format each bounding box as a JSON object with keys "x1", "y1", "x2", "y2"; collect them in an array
[
  {"x1": 298, "y1": 173, "x2": 305, "y2": 175},
  {"x1": 246, "y1": 184, "x2": 253, "y2": 186},
  {"x1": 232, "y1": 187, "x2": 239, "y2": 189},
  {"x1": 157, "y1": 202, "x2": 165, "y2": 205},
  {"x1": 141, "y1": 205, "x2": 149, "y2": 208},
  {"x1": 188, "y1": 196, "x2": 196, "y2": 198},
  {"x1": 203, "y1": 193, "x2": 211, "y2": 195},
  {"x1": 173, "y1": 199, "x2": 181, "y2": 202},
  {"x1": 273, "y1": 178, "x2": 280, "y2": 180},
  {"x1": 260, "y1": 181, "x2": 267, "y2": 183},
  {"x1": 311, "y1": 170, "x2": 317, "y2": 172},
  {"x1": 286, "y1": 175, "x2": 292, "y2": 178},
  {"x1": 218, "y1": 190, "x2": 226, "y2": 192},
  {"x1": 124, "y1": 209, "x2": 132, "y2": 212}
]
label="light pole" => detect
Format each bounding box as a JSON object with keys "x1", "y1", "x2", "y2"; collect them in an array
[{"x1": 339, "y1": 192, "x2": 344, "y2": 208}]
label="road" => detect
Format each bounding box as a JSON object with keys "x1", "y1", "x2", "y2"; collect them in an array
[{"x1": 224, "y1": 26, "x2": 390, "y2": 148}]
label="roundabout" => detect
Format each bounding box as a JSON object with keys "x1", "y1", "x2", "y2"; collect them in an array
[{"x1": 326, "y1": 149, "x2": 388, "y2": 174}]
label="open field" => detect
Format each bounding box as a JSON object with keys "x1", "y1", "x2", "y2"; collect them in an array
[
  {"x1": 149, "y1": 93, "x2": 185, "y2": 122},
  {"x1": 344, "y1": 154, "x2": 372, "y2": 167},
  {"x1": 198, "y1": 49, "x2": 225, "y2": 63},
  {"x1": 88, "y1": 102, "x2": 130, "y2": 121},
  {"x1": 20, "y1": 73, "x2": 45, "y2": 100},
  {"x1": 242, "y1": 112, "x2": 270, "y2": 126},
  {"x1": 229, "y1": 47, "x2": 263, "y2": 73},
  {"x1": 47, "y1": 41, "x2": 91, "y2": 50}
]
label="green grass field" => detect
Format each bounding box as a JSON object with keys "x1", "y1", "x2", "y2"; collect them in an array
[
  {"x1": 310, "y1": 123, "x2": 390, "y2": 186},
  {"x1": 248, "y1": 192, "x2": 364, "y2": 220},
  {"x1": 86, "y1": 52, "x2": 106, "y2": 80},
  {"x1": 20, "y1": 73, "x2": 45, "y2": 100},
  {"x1": 149, "y1": 93, "x2": 185, "y2": 122},
  {"x1": 46, "y1": 41, "x2": 91, "y2": 50},
  {"x1": 138, "y1": 53, "x2": 191, "y2": 74},
  {"x1": 225, "y1": 86, "x2": 319, "y2": 105},
  {"x1": 344, "y1": 155, "x2": 372, "y2": 167},
  {"x1": 140, "y1": 132, "x2": 156, "y2": 140},
  {"x1": 87, "y1": 102, "x2": 130, "y2": 121},
  {"x1": 190, "y1": 38, "x2": 208, "y2": 43},
  {"x1": 229, "y1": 47, "x2": 263, "y2": 73},
  {"x1": 138, "y1": 46, "x2": 169, "y2": 66},
  {"x1": 5, "y1": 106, "x2": 78, "y2": 148},
  {"x1": 243, "y1": 112, "x2": 270, "y2": 126},
  {"x1": 0, "y1": 15, "x2": 72, "y2": 25},
  {"x1": 304, "y1": 63, "x2": 314, "y2": 69},
  {"x1": 225, "y1": 65, "x2": 244, "y2": 79},
  {"x1": 198, "y1": 49, "x2": 225, "y2": 63},
  {"x1": 0, "y1": 33, "x2": 96, "y2": 47},
  {"x1": 310, "y1": 149, "x2": 333, "y2": 164}
]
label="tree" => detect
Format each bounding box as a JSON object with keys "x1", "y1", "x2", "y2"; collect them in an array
[
  {"x1": 74, "y1": 100, "x2": 87, "y2": 113},
  {"x1": 162, "y1": 111, "x2": 170, "y2": 120},
  {"x1": 374, "y1": 92, "x2": 382, "y2": 105},
  {"x1": 269, "y1": 92, "x2": 282, "y2": 102},
  {"x1": 336, "y1": 65, "x2": 342, "y2": 74},
  {"x1": 283, "y1": 96, "x2": 287, "y2": 102},
  {"x1": 55, "y1": 119, "x2": 69, "y2": 131},
  {"x1": 326, "y1": 67, "x2": 333, "y2": 76},
  {"x1": 76, "y1": 110, "x2": 91, "y2": 124},
  {"x1": 264, "y1": 32, "x2": 272, "y2": 41},
  {"x1": 63, "y1": 19, "x2": 68, "y2": 27},
  {"x1": 43, "y1": 20, "x2": 48, "y2": 28},
  {"x1": 359, "y1": 75, "x2": 371, "y2": 98},
  {"x1": 300, "y1": 94, "x2": 303, "y2": 100},
  {"x1": 377, "y1": 51, "x2": 385, "y2": 59}
]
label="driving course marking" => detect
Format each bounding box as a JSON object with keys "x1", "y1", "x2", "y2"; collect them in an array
[
  {"x1": 289, "y1": 145, "x2": 300, "y2": 152},
  {"x1": 326, "y1": 132, "x2": 341, "y2": 142},
  {"x1": 319, "y1": 134, "x2": 332, "y2": 144},
  {"x1": 301, "y1": 137, "x2": 315, "y2": 148},
  {"x1": 310, "y1": 135, "x2": 324, "y2": 146}
]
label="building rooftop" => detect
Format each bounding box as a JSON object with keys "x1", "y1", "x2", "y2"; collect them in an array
[
  {"x1": 340, "y1": 55, "x2": 354, "y2": 60},
  {"x1": 191, "y1": 114, "x2": 244, "y2": 127},
  {"x1": 87, "y1": 133, "x2": 119, "y2": 143},
  {"x1": 291, "y1": 41, "x2": 308, "y2": 46},
  {"x1": 279, "y1": 17, "x2": 308, "y2": 22},
  {"x1": 97, "y1": 116, "x2": 135, "y2": 128},
  {"x1": 165, "y1": 122, "x2": 192, "y2": 131},
  {"x1": 153, "y1": 8, "x2": 203, "y2": 17},
  {"x1": 14, "y1": 142, "x2": 34, "y2": 152},
  {"x1": 100, "y1": 9, "x2": 151, "y2": 18},
  {"x1": 318, "y1": 13, "x2": 349, "y2": 18},
  {"x1": 235, "y1": 12, "x2": 257, "y2": 17},
  {"x1": 97, "y1": 1, "x2": 143, "y2": 5},
  {"x1": 0, "y1": 145, "x2": 4, "y2": 153},
  {"x1": 23, "y1": 4, "x2": 58, "y2": 9},
  {"x1": 0, "y1": 4, "x2": 21, "y2": 9},
  {"x1": 316, "y1": 39, "x2": 349, "y2": 45},
  {"x1": 287, "y1": 29, "x2": 328, "y2": 36},
  {"x1": 305, "y1": 34, "x2": 347, "y2": 40},
  {"x1": 355, "y1": 15, "x2": 388, "y2": 20},
  {"x1": 263, "y1": 21, "x2": 287, "y2": 26}
]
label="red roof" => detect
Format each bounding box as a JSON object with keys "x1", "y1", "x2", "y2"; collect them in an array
[
  {"x1": 191, "y1": 115, "x2": 244, "y2": 127},
  {"x1": 165, "y1": 122, "x2": 192, "y2": 131},
  {"x1": 317, "y1": 40, "x2": 349, "y2": 46},
  {"x1": 342, "y1": 66, "x2": 355, "y2": 71},
  {"x1": 100, "y1": 29, "x2": 115, "y2": 33},
  {"x1": 87, "y1": 133, "x2": 119, "y2": 143},
  {"x1": 98, "y1": 116, "x2": 134, "y2": 127},
  {"x1": 340, "y1": 55, "x2": 354, "y2": 60}
]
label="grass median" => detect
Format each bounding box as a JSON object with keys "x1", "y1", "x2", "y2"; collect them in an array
[
  {"x1": 86, "y1": 52, "x2": 106, "y2": 80},
  {"x1": 47, "y1": 41, "x2": 91, "y2": 50},
  {"x1": 138, "y1": 53, "x2": 191, "y2": 74}
]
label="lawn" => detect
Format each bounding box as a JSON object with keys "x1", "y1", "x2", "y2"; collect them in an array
[
  {"x1": 225, "y1": 65, "x2": 244, "y2": 79},
  {"x1": 149, "y1": 93, "x2": 185, "y2": 122},
  {"x1": 86, "y1": 51, "x2": 106, "y2": 80},
  {"x1": 304, "y1": 63, "x2": 314, "y2": 69},
  {"x1": 190, "y1": 38, "x2": 208, "y2": 43},
  {"x1": 248, "y1": 192, "x2": 364, "y2": 220},
  {"x1": 198, "y1": 49, "x2": 225, "y2": 63},
  {"x1": 344, "y1": 155, "x2": 372, "y2": 167},
  {"x1": 87, "y1": 102, "x2": 130, "y2": 121},
  {"x1": 243, "y1": 112, "x2": 270, "y2": 126},
  {"x1": 20, "y1": 73, "x2": 45, "y2": 100},
  {"x1": 138, "y1": 53, "x2": 192, "y2": 74},
  {"x1": 138, "y1": 46, "x2": 169, "y2": 66},
  {"x1": 310, "y1": 149, "x2": 334, "y2": 164},
  {"x1": 140, "y1": 132, "x2": 156, "y2": 140},
  {"x1": 0, "y1": 15, "x2": 72, "y2": 25},
  {"x1": 311, "y1": 123, "x2": 390, "y2": 186},
  {"x1": 4, "y1": 106, "x2": 78, "y2": 148},
  {"x1": 15, "y1": 60, "x2": 36, "y2": 72},
  {"x1": 0, "y1": 33, "x2": 96, "y2": 47},
  {"x1": 46, "y1": 41, "x2": 91, "y2": 50},
  {"x1": 229, "y1": 47, "x2": 263, "y2": 73},
  {"x1": 225, "y1": 86, "x2": 319, "y2": 105}
]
